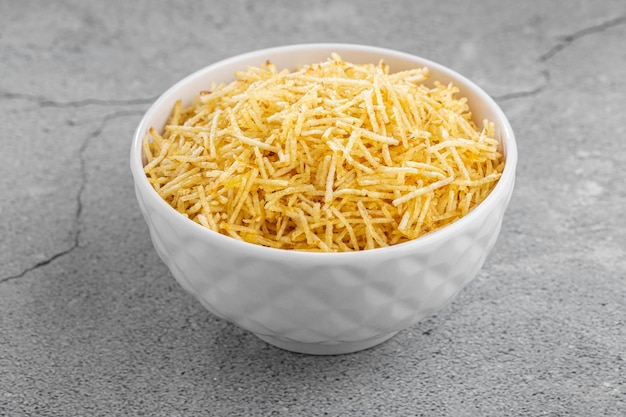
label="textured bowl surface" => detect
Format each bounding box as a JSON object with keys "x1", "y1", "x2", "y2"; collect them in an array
[{"x1": 130, "y1": 44, "x2": 517, "y2": 355}]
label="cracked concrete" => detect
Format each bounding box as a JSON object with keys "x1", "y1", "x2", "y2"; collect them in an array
[
  {"x1": 495, "y1": 13, "x2": 626, "y2": 102},
  {"x1": 1, "y1": 108, "x2": 145, "y2": 284},
  {"x1": 538, "y1": 15, "x2": 626, "y2": 62},
  {"x1": 0, "y1": 90, "x2": 158, "y2": 108},
  {"x1": 2, "y1": 1, "x2": 626, "y2": 416}
]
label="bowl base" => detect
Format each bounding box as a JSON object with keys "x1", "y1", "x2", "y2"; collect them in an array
[{"x1": 254, "y1": 331, "x2": 399, "y2": 355}]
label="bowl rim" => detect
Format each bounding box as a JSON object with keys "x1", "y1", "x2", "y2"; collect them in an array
[{"x1": 130, "y1": 42, "x2": 517, "y2": 262}]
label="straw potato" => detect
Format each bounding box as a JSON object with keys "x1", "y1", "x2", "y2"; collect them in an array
[{"x1": 143, "y1": 54, "x2": 504, "y2": 251}]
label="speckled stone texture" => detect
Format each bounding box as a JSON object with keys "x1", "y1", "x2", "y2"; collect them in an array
[{"x1": 1, "y1": 1, "x2": 625, "y2": 416}]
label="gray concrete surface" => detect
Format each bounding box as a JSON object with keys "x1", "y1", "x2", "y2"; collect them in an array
[{"x1": 1, "y1": 0, "x2": 625, "y2": 416}]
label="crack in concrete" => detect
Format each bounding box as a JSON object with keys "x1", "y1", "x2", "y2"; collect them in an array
[
  {"x1": 539, "y1": 15, "x2": 626, "y2": 62},
  {"x1": 0, "y1": 91, "x2": 158, "y2": 108},
  {"x1": 0, "y1": 109, "x2": 145, "y2": 284},
  {"x1": 41, "y1": 97, "x2": 159, "y2": 108},
  {"x1": 496, "y1": 14, "x2": 626, "y2": 102},
  {"x1": 494, "y1": 69, "x2": 551, "y2": 102}
]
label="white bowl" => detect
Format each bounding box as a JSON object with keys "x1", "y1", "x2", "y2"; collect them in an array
[{"x1": 130, "y1": 44, "x2": 517, "y2": 355}]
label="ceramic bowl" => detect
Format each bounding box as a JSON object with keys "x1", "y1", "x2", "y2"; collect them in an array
[{"x1": 130, "y1": 44, "x2": 517, "y2": 355}]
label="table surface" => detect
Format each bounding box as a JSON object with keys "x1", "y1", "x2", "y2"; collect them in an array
[{"x1": 2, "y1": 1, "x2": 625, "y2": 416}]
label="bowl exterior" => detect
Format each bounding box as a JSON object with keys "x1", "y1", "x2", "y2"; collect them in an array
[{"x1": 131, "y1": 44, "x2": 517, "y2": 354}]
